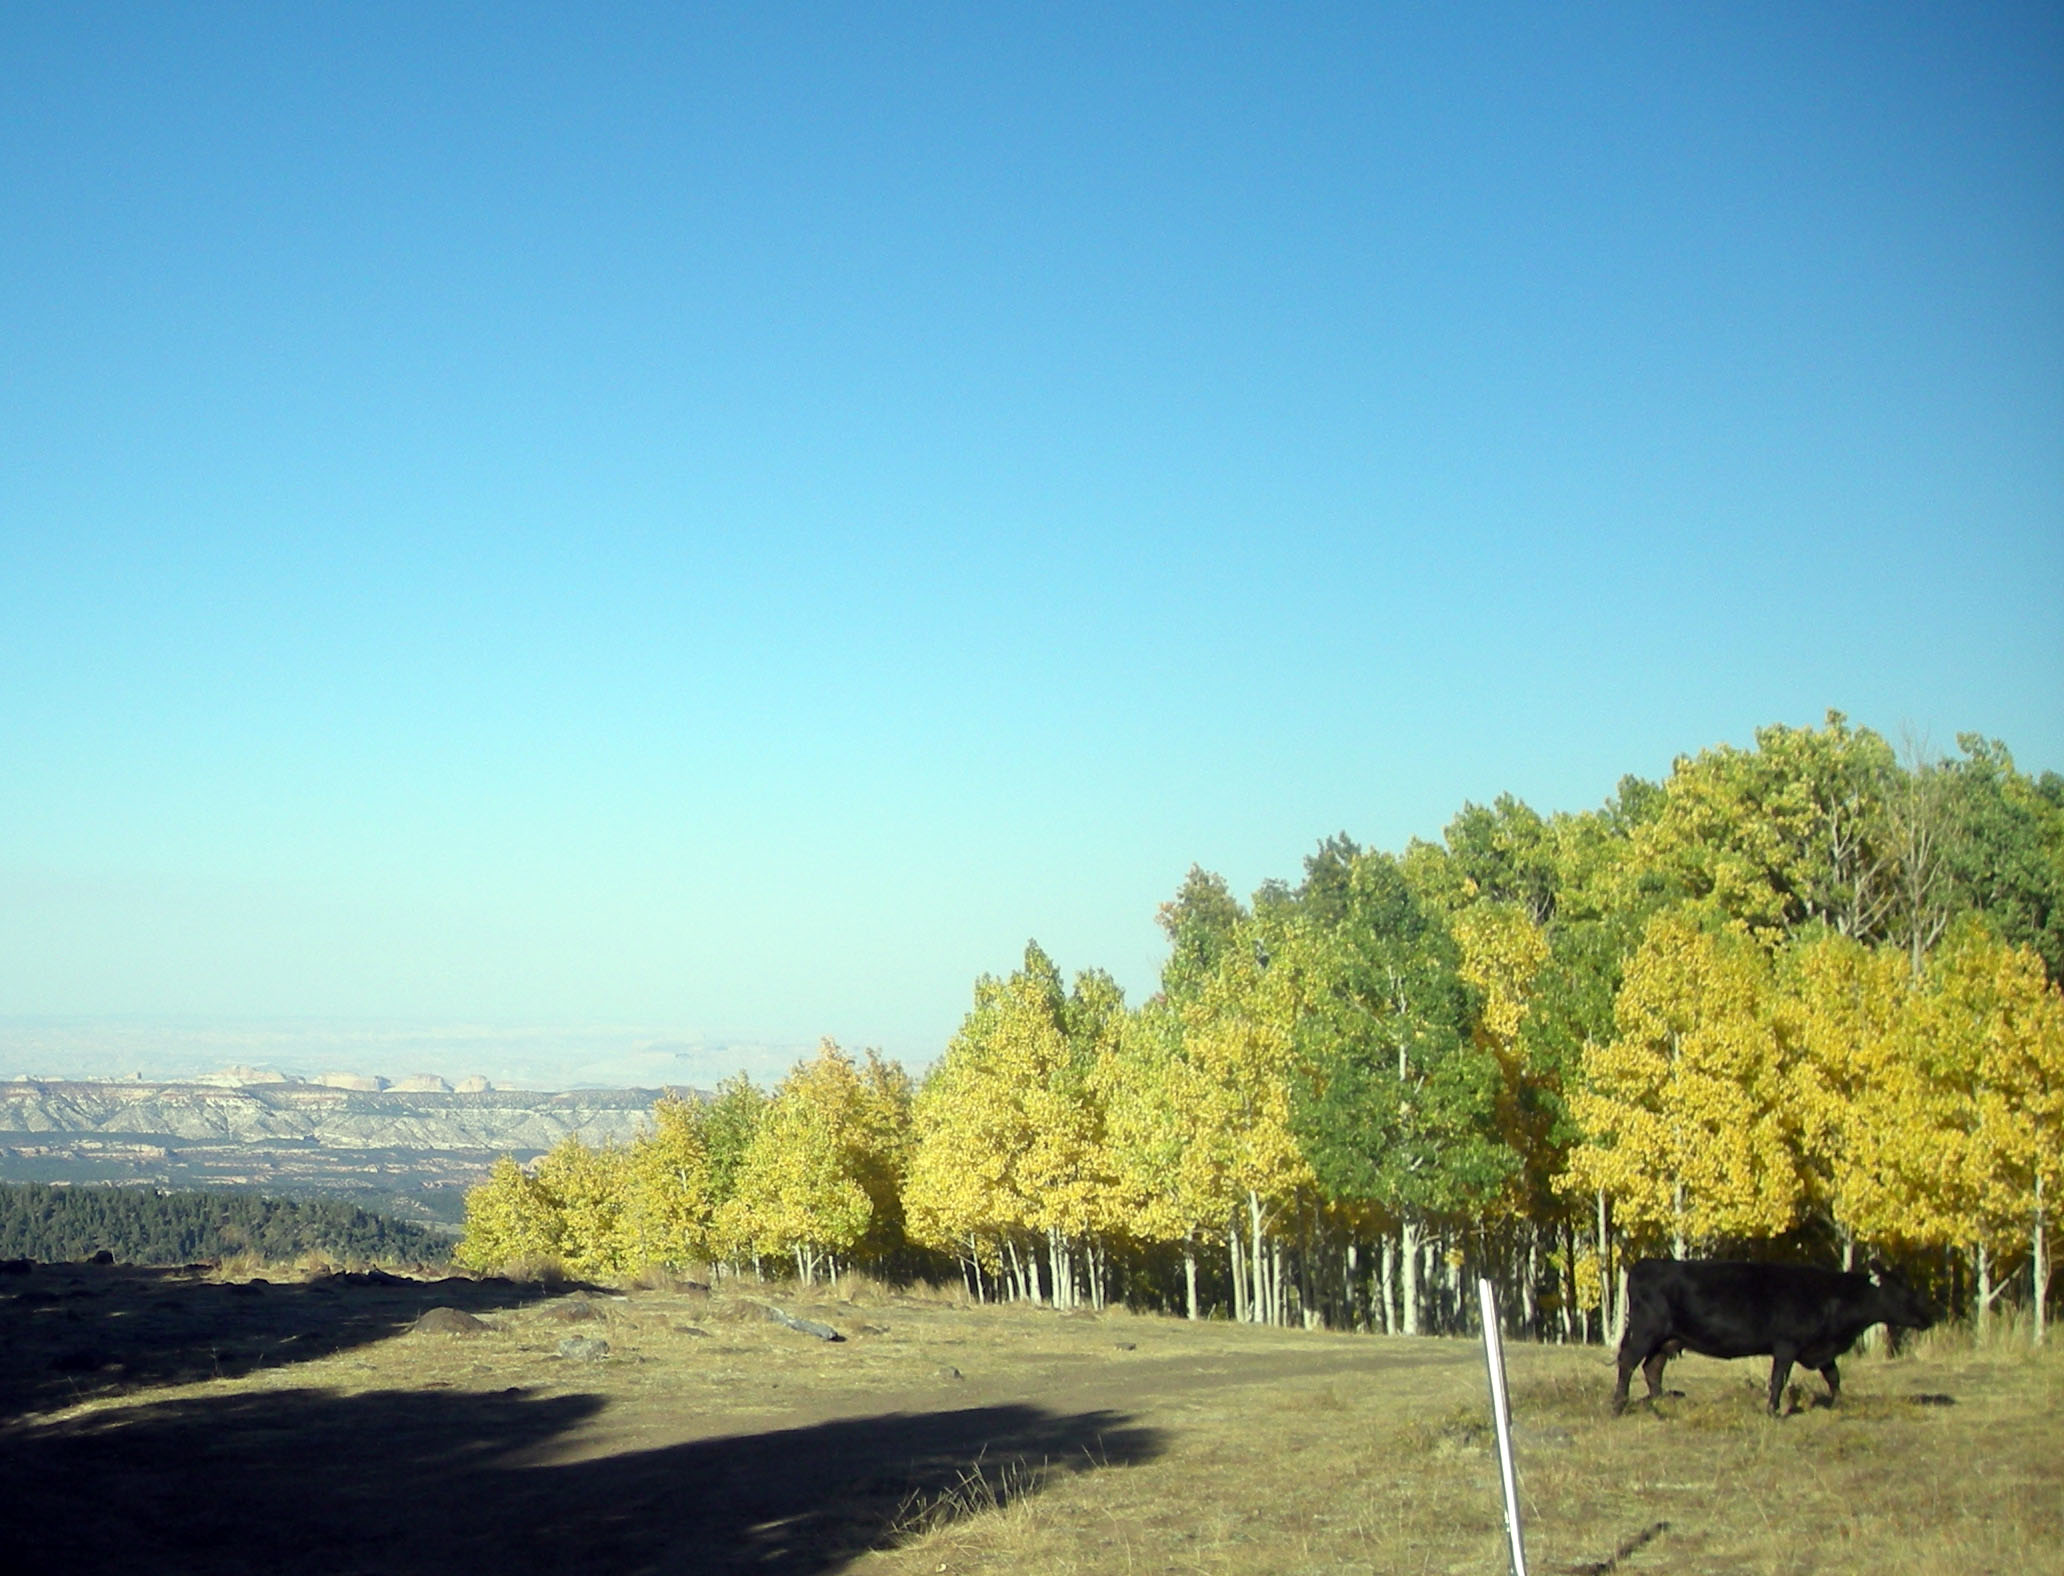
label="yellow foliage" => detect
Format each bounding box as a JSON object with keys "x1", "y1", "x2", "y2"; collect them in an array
[
  {"x1": 454, "y1": 1154, "x2": 560, "y2": 1273},
  {"x1": 623, "y1": 1094, "x2": 714, "y2": 1269},
  {"x1": 904, "y1": 950, "x2": 1124, "y2": 1258},
  {"x1": 1177, "y1": 929, "x2": 1315, "y2": 1230},
  {"x1": 716, "y1": 1039, "x2": 905, "y2": 1279},
  {"x1": 1099, "y1": 1005, "x2": 1230, "y2": 1247},
  {"x1": 1569, "y1": 910, "x2": 1802, "y2": 1251},
  {"x1": 1789, "y1": 922, "x2": 2063, "y2": 1257},
  {"x1": 1455, "y1": 902, "x2": 1549, "y2": 1058},
  {"x1": 532, "y1": 1136, "x2": 637, "y2": 1277}
]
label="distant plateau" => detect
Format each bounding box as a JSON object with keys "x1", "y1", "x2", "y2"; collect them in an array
[{"x1": 0, "y1": 1076, "x2": 686, "y2": 1228}]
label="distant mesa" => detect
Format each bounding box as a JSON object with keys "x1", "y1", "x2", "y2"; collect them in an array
[
  {"x1": 391, "y1": 1073, "x2": 452, "y2": 1093},
  {"x1": 314, "y1": 1072, "x2": 389, "y2": 1092},
  {"x1": 454, "y1": 1075, "x2": 494, "y2": 1093},
  {"x1": 196, "y1": 1066, "x2": 295, "y2": 1087}
]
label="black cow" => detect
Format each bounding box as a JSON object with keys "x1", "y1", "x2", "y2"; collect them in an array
[{"x1": 1612, "y1": 1258, "x2": 1934, "y2": 1417}]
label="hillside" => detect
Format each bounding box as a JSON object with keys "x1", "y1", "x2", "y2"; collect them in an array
[{"x1": 0, "y1": 1078, "x2": 681, "y2": 1225}]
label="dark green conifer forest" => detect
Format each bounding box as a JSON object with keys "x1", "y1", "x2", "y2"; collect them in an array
[{"x1": 0, "y1": 1181, "x2": 452, "y2": 1267}]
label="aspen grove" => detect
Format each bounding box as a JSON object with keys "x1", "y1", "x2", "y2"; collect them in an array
[{"x1": 457, "y1": 715, "x2": 2064, "y2": 1342}]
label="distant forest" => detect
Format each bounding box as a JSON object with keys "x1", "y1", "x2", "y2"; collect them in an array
[{"x1": 0, "y1": 1182, "x2": 453, "y2": 1267}]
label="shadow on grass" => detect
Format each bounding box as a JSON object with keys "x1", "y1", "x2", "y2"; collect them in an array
[
  {"x1": 1, "y1": 1385, "x2": 1161, "y2": 1574},
  {"x1": 1570, "y1": 1520, "x2": 1671, "y2": 1574},
  {"x1": 0, "y1": 1259, "x2": 585, "y2": 1419}
]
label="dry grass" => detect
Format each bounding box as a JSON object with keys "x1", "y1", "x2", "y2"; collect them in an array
[
  {"x1": 5, "y1": 1260, "x2": 2055, "y2": 1574},
  {"x1": 851, "y1": 1333, "x2": 2061, "y2": 1576}
]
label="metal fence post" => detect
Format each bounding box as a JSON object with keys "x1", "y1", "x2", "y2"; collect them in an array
[{"x1": 1478, "y1": 1277, "x2": 1529, "y2": 1576}]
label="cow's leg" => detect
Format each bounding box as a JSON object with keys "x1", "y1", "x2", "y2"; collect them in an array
[
  {"x1": 1611, "y1": 1346, "x2": 1641, "y2": 1415},
  {"x1": 1819, "y1": 1361, "x2": 1841, "y2": 1404},
  {"x1": 1612, "y1": 1327, "x2": 1653, "y2": 1416},
  {"x1": 1613, "y1": 1295, "x2": 1672, "y2": 1417},
  {"x1": 1766, "y1": 1346, "x2": 1797, "y2": 1416},
  {"x1": 1640, "y1": 1350, "x2": 1669, "y2": 1403}
]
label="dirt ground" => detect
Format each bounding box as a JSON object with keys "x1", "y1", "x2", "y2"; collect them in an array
[{"x1": 3, "y1": 1260, "x2": 2056, "y2": 1574}]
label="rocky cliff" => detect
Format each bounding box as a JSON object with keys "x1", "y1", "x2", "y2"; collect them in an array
[
  {"x1": 0, "y1": 1079, "x2": 691, "y2": 1224},
  {"x1": 0, "y1": 1079, "x2": 676, "y2": 1151}
]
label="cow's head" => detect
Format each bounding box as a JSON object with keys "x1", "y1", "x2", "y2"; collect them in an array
[{"x1": 1868, "y1": 1262, "x2": 1936, "y2": 1331}]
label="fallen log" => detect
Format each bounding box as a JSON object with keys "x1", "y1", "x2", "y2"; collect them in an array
[{"x1": 765, "y1": 1304, "x2": 843, "y2": 1342}]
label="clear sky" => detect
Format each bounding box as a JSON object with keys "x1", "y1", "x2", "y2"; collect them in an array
[{"x1": 3, "y1": 4, "x2": 2059, "y2": 1087}]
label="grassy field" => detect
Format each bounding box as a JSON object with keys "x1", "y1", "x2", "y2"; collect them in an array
[{"x1": 2, "y1": 1259, "x2": 2055, "y2": 1574}]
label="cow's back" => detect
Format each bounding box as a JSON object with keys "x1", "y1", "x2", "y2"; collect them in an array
[{"x1": 1627, "y1": 1259, "x2": 1879, "y2": 1359}]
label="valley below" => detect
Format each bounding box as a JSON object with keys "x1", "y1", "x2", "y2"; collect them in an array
[{"x1": 0, "y1": 1078, "x2": 676, "y2": 1226}]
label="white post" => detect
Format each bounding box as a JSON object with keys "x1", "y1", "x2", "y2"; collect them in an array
[{"x1": 1478, "y1": 1278, "x2": 1529, "y2": 1576}]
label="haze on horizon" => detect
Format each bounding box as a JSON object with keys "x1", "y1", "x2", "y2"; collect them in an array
[{"x1": 4, "y1": 6, "x2": 2059, "y2": 1088}]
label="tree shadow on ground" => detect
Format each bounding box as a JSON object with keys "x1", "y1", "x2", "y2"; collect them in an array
[
  {"x1": 0, "y1": 1259, "x2": 588, "y2": 1419},
  {"x1": 2, "y1": 1384, "x2": 1161, "y2": 1574}
]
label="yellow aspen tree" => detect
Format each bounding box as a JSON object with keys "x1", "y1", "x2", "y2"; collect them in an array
[
  {"x1": 1569, "y1": 910, "x2": 1803, "y2": 1256},
  {"x1": 1454, "y1": 899, "x2": 1559, "y2": 1329},
  {"x1": 1786, "y1": 932, "x2": 1911, "y2": 1264},
  {"x1": 718, "y1": 1040, "x2": 878, "y2": 1288},
  {"x1": 454, "y1": 1154, "x2": 562, "y2": 1273},
  {"x1": 1454, "y1": 901, "x2": 1552, "y2": 1214},
  {"x1": 902, "y1": 945, "x2": 1109, "y2": 1306},
  {"x1": 851, "y1": 1048, "x2": 914, "y2": 1264},
  {"x1": 1813, "y1": 959, "x2": 1980, "y2": 1261},
  {"x1": 1181, "y1": 924, "x2": 1315, "y2": 1324},
  {"x1": 1930, "y1": 923, "x2": 2064, "y2": 1339},
  {"x1": 967, "y1": 948, "x2": 1085, "y2": 1305},
  {"x1": 1021, "y1": 968, "x2": 1129, "y2": 1310},
  {"x1": 531, "y1": 1135, "x2": 637, "y2": 1278},
  {"x1": 902, "y1": 1058, "x2": 1012, "y2": 1296},
  {"x1": 903, "y1": 970, "x2": 1041, "y2": 1298},
  {"x1": 624, "y1": 1094, "x2": 715, "y2": 1270},
  {"x1": 1099, "y1": 1002, "x2": 1229, "y2": 1318}
]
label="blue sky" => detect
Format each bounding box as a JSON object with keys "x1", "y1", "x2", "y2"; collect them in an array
[{"x1": 3, "y1": 4, "x2": 2059, "y2": 1086}]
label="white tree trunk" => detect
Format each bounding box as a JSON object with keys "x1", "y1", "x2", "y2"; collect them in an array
[
  {"x1": 1596, "y1": 1189, "x2": 1613, "y2": 1342},
  {"x1": 1401, "y1": 1218, "x2": 1422, "y2": 1337},
  {"x1": 1379, "y1": 1236, "x2": 1395, "y2": 1335},
  {"x1": 1974, "y1": 1240, "x2": 2008, "y2": 1341},
  {"x1": 1522, "y1": 1228, "x2": 1539, "y2": 1335},
  {"x1": 1183, "y1": 1233, "x2": 1200, "y2": 1321},
  {"x1": 1230, "y1": 1216, "x2": 1247, "y2": 1323},
  {"x1": 1249, "y1": 1191, "x2": 1268, "y2": 1325},
  {"x1": 2035, "y1": 1177, "x2": 2050, "y2": 1347}
]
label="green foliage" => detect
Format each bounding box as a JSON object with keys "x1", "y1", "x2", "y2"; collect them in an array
[
  {"x1": 1944, "y1": 738, "x2": 2064, "y2": 982},
  {"x1": 1290, "y1": 849, "x2": 1512, "y2": 1221},
  {"x1": 1155, "y1": 866, "x2": 1247, "y2": 1003},
  {"x1": 1631, "y1": 710, "x2": 1900, "y2": 943},
  {"x1": 0, "y1": 1182, "x2": 451, "y2": 1267}
]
